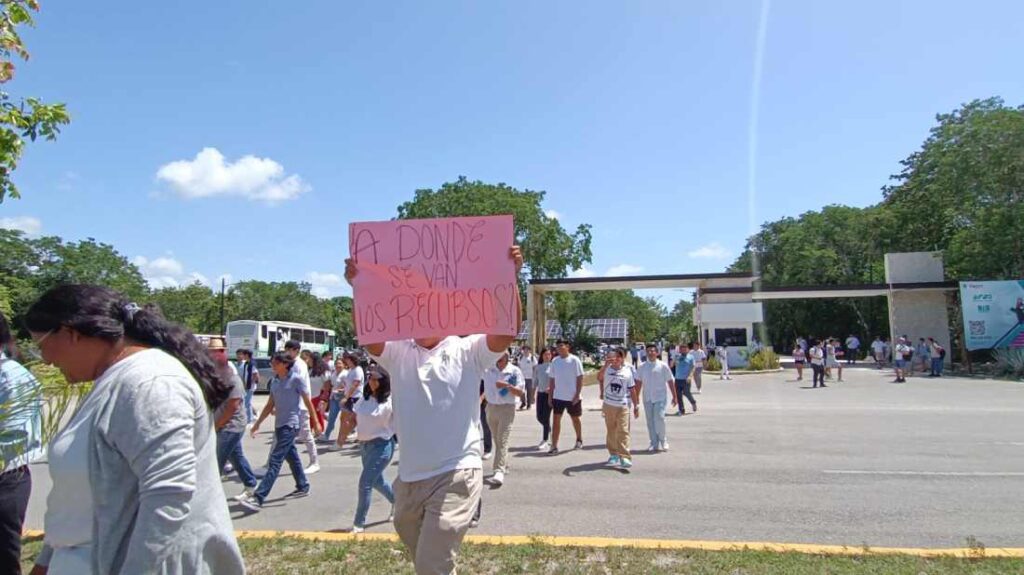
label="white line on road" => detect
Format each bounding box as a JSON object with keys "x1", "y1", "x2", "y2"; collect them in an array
[{"x1": 823, "y1": 470, "x2": 1024, "y2": 477}]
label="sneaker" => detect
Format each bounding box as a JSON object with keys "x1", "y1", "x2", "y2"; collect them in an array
[
  {"x1": 223, "y1": 462, "x2": 234, "y2": 474},
  {"x1": 350, "y1": 526, "x2": 365, "y2": 534},
  {"x1": 619, "y1": 458, "x2": 633, "y2": 469},
  {"x1": 233, "y1": 487, "x2": 256, "y2": 502},
  {"x1": 647, "y1": 445, "x2": 657, "y2": 453},
  {"x1": 482, "y1": 451, "x2": 493, "y2": 461},
  {"x1": 304, "y1": 463, "x2": 321, "y2": 475},
  {"x1": 387, "y1": 504, "x2": 395, "y2": 522},
  {"x1": 537, "y1": 440, "x2": 550, "y2": 451},
  {"x1": 469, "y1": 519, "x2": 480, "y2": 528},
  {"x1": 574, "y1": 439, "x2": 583, "y2": 450},
  {"x1": 607, "y1": 455, "x2": 621, "y2": 466},
  {"x1": 548, "y1": 447, "x2": 559, "y2": 455},
  {"x1": 492, "y1": 471, "x2": 505, "y2": 486},
  {"x1": 660, "y1": 442, "x2": 669, "y2": 452},
  {"x1": 694, "y1": 390, "x2": 701, "y2": 394},
  {"x1": 236, "y1": 494, "x2": 262, "y2": 512},
  {"x1": 286, "y1": 487, "x2": 311, "y2": 498}
]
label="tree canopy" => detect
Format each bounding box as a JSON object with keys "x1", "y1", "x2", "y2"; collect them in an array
[{"x1": 0, "y1": 0, "x2": 71, "y2": 202}]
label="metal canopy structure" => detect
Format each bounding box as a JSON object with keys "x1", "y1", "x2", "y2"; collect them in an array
[
  {"x1": 517, "y1": 318, "x2": 629, "y2": 341},
  {"x1": 702, "y1": 281, "x2": 958, "y2": 301}
]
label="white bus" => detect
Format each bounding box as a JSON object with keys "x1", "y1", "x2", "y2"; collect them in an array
[{"x1": 226, "y1": 320, "x2": 336, "y2": 358}]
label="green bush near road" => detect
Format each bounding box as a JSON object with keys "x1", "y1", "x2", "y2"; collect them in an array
[{"x1": 20, "y1": 536, "x2": 1024, "y2": 574}]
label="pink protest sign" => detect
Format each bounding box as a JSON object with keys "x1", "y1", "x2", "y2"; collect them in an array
[{"x1": 349, "y1": 215, "x2": 518, "y2": 343}]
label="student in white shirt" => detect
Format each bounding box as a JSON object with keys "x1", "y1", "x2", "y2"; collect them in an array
[
  {"x1": 343, "y1": 246, "x2": 522, "y2": 575},
  {"x1": 320, "y1": 359, "x2": 348, "y2": 443},
  {"x1": 346, "y1": 365, "x2": 396, "y2": 533},
  {"x1": 516, "y1": 346, "x2": 537, "y2": 411},
  {"x1": 335, "y1": 353, "x2": 365, "y2": 450},
  {"x1": 809, "y1": 340, "x2": 827, "y2": 388},
  {"x1": 635, "y1": 343, "x2": 677, "y2": 452},
  {"x1": 481, "y1": 353, "x2": 525, "y2": 485},
  {"x1": 596, "y1": 348, "x2": 639, "y2": 469},
  {"x1": 690, "y1": 342, "x2": 707, "y2": 393},
  {"x1": 547, "y1": 339, "x2": 585, "y2": 454}
]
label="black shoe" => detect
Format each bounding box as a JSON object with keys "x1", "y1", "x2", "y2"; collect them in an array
[
  {"x1": 820, "y1": 384, "x2": 827, "y2": 387},
  {"x1": 286, "y1": 487, "x2": 310, "y2": 498}
]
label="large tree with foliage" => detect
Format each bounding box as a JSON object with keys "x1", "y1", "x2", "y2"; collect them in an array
[
  {"x1": 396, "y1": 177, "x2": 593, "y2": 283},
  {"x1": 0, "y1": 0, "x2": 71, "y2": 202},
  {"x1": 883, "y1": 97, "x2": 1024, "y2": 280}
]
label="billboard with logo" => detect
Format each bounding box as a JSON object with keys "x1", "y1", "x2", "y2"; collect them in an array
[{"x1": 959, "y1": 281, "x2": 1024, "y2": 350}]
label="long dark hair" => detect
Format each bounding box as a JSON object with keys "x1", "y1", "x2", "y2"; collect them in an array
[
  {"x1": 310, "y1": 352, "x2": 326, "y2": 377},
  {"x1": 24, "y1": 284, "x2": 231, "y2": 410},
  {"x1": 363, "y1": 365, "x2": 391, "y2": 403}
]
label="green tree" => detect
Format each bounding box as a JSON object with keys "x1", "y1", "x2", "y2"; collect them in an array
[
  {"x1": 662, "y1": 299, "x2": 697, "y2": 344},
  {"x1": 396, "y1": 177, "x2": 593, "y2": 283},
  {"x1": 883, "y1": 97, "x2": 1024, "y2": 280},
  {"x1": 150, "y1": 283, "x2": 221, "y2": 334},
  {"x1": 0, "y1": 0, "x2": 71, "y2": 202}
]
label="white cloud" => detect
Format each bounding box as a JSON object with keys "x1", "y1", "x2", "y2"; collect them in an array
[
  {"x1": 0, "y1": 216, "x2": 42, "y2": 236},
  {"x1": 545, "y1": 209, "x2": 561, "y2": 220},
  {"x1": 307, "y1": 271, "x2": 349, "y2": 299},
  {"x1": 606, "y1": 264, "x2": 644, "y2": 276},
  {"x1": 133, "y1": 254, "x2": 224, "y2": 290},
  {"x1": 156, "y1": 147, "x2": 310, "y2": 203},
  {"x1": 687, "y1": 242, "x2": 732, "y2": 259},
  {"x1": 569, "y1": 266, "x2": 596, "y2": 278}
]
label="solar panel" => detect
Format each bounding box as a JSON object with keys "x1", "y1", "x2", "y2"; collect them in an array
[{"x1": 517, "y1": 318, "x2": 629, "y2": 341}]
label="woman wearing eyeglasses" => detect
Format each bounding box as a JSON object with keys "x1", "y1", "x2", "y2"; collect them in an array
[
  {"x1": 24, "y1": 284, "x2": 244, "y2": 575},
  {"x1": 346, "y1": 365, "x2": 396, "y2": 533}
]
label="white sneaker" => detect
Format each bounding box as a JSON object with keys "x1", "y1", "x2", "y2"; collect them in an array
[
  {"x1": 347, "y1": 526, "x2": 364, "y2": 534},
  {"x1": 648, "y1": 445, "x2": 657, "y2": 453},
  {"x1": 482, "y1": 452, "x2": 493, "y2": 461},
  {"x1": 660, "y1": 442, "x2": 670, "y2": 452},
  {"x1": 304, "y1": 463, "x2": 321, "y2": 475},
  {"x1": 233, "y1": 487, "x2": 256, "y2": 501},
  {"x1": 387, "y1": 504, "x2": 395, "y2": 522},
  {"x1": 492, "y1": 470, "x2": 505, "y2": 486},
  {"x1": 537, "y1": 441, "x2": 550, "y2": 451}
]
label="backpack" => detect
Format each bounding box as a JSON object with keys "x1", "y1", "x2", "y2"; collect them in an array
[{"x1": 938, "y1": 347, "x2": 946, "y2": 359}]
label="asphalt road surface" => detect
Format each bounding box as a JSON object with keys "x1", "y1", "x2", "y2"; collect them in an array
[{"x1": 24, "y1": 364, "x2": 1024, "y2": 548}]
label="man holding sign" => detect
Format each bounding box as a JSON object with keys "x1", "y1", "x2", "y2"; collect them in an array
[{"x1": 346, "y1": 214, "x2": 521, "y2": 575}]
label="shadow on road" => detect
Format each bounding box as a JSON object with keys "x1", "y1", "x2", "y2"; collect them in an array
[{"x1": 562, "y1": 461, "x2": 629, "y2": 477}]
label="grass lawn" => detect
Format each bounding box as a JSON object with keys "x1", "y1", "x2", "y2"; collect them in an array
[{"x1": 20, "y1": 535, "x2": 1024, "y2": 574}]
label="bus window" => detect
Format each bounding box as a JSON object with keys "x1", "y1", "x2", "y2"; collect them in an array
[
  {"x1": 261, "y1": 325, "x2": 267, "y2": 338},
  {"x1": 304, "y1": 329, "x2": 314, "y2": 343},
  {"x1": 315, "y1": 331, "x2": 325, "y2": 344}
]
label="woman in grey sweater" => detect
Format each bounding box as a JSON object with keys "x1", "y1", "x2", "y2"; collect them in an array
[{"x1": 25, "y1": 285, "x2": 245, "y2": 575}]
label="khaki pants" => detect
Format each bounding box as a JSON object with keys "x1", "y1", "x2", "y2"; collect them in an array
[
  {"x1": 485, "y1": 403, "x2": 516, "y2": 474},
  {"x1": 393, "y1": 468, "x2": 482, "y2": 575},
  {"x1": 602, "y1": 404, "x2": 630, "y2": 460}
]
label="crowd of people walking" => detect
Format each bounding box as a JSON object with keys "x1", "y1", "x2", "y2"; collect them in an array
[{"x1": 790, "y1": 334, "x2": 947, "y2": 386}]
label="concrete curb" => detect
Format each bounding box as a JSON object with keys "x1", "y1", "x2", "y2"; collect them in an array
[{"x1": 23, "y1": 530, "x2": 1023, "y2": 559}]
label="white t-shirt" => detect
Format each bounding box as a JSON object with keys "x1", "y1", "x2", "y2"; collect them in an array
[
  {"x1": 690, "y1": 348, "x2": 707, "y2": 369},
  {"x1": 636, "y1": 359, "x2": 673, "y2": 403},
  {"x1": 290, "y1": 358, "x2": 310, "y2": 412},
  {"x1": 331, "y1": 368, "x2": 348, "y2": 398},
  {"x1": 548, "y1": 354, "x2": 585, "y2": 401},
  {"x1": 601, "y1": 364, "x2": 636, "y2": 408},
  {"x1": 518, "y1": 354, "x2": 537, "y2": 381},
  {"x1": 846, "y1": 336, "x2": 860, "y2": 350},
  {"x1": 371, "y1": 335, "x2": 502, "y2": 482},
  {"x1": 353, "y1": 396, "x2": 394, "y2": 442},
  {"x1": 345, "y1": 365, "x2": 365, "y2": 398},
  {"x1": 871, "y1": 340, "x2": 885, "y2": 355},
  {"x1": 809, "y1": 346, "x2": 825, "y2": 365},
  {"x1": 483, "y1": 363, "x2": 525, "y2": 405}
]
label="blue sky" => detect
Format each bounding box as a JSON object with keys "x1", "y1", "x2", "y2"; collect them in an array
[{"x1": 2, "y1": 1, "x2": 1022, "y2": 308}]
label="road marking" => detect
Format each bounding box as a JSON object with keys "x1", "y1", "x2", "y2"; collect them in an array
[
  {"x1": 823, "y1": 470, "x2": 1024, "y2": 477},
  {"x1": 22, "y1": 529, "x2": 1024, "y2": 558}
]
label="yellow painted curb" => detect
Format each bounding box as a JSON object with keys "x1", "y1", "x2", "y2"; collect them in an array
[{"x1": 26, "y1": 529, "x2": 1021, "y2": 559}]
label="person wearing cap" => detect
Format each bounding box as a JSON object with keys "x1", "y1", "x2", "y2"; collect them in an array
[
  {"x1": 893, "y1": 336, "x2": 912, "y2": 383},
  {"x1": 481, "y1": 353, "x2": 525, "y2": 486},
  {"x1": 208, "y1": 337, "x2": 259, "y2": 501},
  {"x1": 344, "y1": 246, "x2": 522, "y2": 575}
]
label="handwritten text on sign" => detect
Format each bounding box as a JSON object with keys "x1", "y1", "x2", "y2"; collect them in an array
[{"x1": 349, "y1": 215, "x2": 517, "y2": 342}]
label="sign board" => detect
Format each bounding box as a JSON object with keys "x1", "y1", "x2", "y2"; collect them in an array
[
  {"x1": 959, "y1": 280, "x2": 1024, "y2": 350},
  {"x1": 349, "y1": 215, "x2": 517, "y2": 343}
]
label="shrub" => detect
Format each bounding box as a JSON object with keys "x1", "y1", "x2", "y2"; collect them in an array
[
  {"x1": 747, "y1": 349, "x2": 781, "y2": 371},
  {"x1": 705, "y1": 355, "x2": 722, "y2": 371},
  {"x1": 993, "y1": 348, "x2": 1024, "y2": 379}
]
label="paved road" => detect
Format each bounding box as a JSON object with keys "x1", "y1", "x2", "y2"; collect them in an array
[{"x1": 24, "y1": 366, "x2": 1024, "y2": 548}]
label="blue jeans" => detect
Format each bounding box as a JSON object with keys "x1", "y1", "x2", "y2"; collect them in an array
[
  {"x1": 354, "y1": 437, "x2": 396, "y2": 527},
  {"x1": 642, "y1": 398, "x2": 667, "y2": 447},
  {"x1": 254, "y1": 425, "x2": 308, "y2": 503},
  {"x1": 674, "y1": 379, "x2": 696, "y2": 413},
  {"x1": 244, "y1": 387, "x2": 256, "y2": 423},
  {"x1": 931, "y1": 357, "x2": 944, "y2": 376},
  {"x1": 322, "y1": 396, "x2": 343, "y2": 440},
  {"x1": 217, "y1": 430, "x2": 257, "y2": 489}
]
